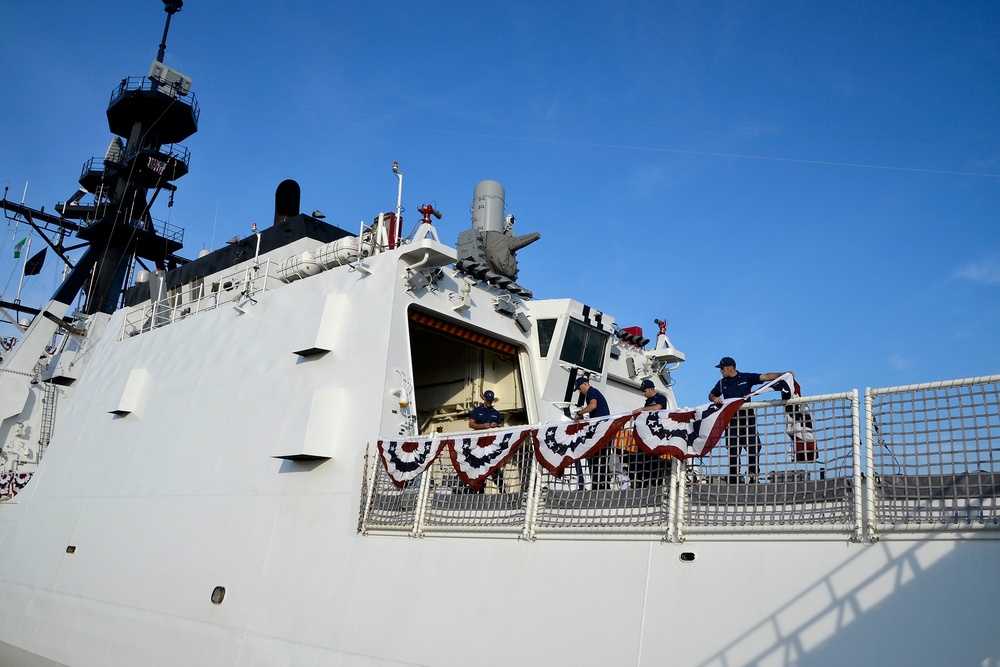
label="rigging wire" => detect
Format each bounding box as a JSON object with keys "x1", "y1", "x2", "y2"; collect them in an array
[
  {"x1": 211, "y1": 103, "x2": 1000, "y2": 179},
  {"x1": 328, "y1": 119, "x2": 1000, "y2": 179},
  {"x1": 214, "y1": 102, "x2": 1000, "y2": 147}
]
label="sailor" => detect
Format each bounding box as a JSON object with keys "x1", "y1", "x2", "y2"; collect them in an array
[
  {"x1": 708, "y1": 357, "x2": 792, "y2": 484},
  {"x1": 632, "y1": 378, "x2": 667, "y2": 416},
  {"x1": 630, "y1": 379, "x2": 669, "y2": 487},
  {"x1": 468, "y1": 390, "x2": 506, "y2": 492},
  {"x1": 574, "y1": 377, "x2": 611, "y2": 489},
  {"x1": 574, "y1": 377, "x2": 610, "y2": 421},
  {"x1": 469, "y1": 390, "x2": 503, "y2": 430}
]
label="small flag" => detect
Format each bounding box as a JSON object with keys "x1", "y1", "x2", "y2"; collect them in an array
[
  {"x1": 24, "y1": 248, "x2": 47, "y2": 276},
  {"x1": 147, "y1": 157, "x2": 166, "y2": 174},
  {"x1": 13, "y1": 238, "x2": 26, "y2": 259}
]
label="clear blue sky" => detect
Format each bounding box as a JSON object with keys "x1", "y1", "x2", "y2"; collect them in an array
[{"x1": 1, "y1": 1, "x2": 998, "y2": 408}]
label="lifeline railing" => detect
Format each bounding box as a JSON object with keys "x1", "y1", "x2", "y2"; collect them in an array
[
  {"x1": 866, "y1": 375, "x2": 1000, "y2": 535},
  {"x1": 119, "y1": 259, "x2": 278, "y2": 339},
  {"x1": 360, "y1": 375, "x2": 1000, "y2": 541}
]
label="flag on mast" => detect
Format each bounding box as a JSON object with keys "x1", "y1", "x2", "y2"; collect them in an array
[
  {"x1": 24, "y1": 248, "x2": 47, "y2": 276},
  {"x1": 14, "y1": 238, "x2": 27, "y2": 258}
]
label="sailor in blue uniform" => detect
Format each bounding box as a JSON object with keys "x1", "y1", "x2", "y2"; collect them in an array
[
  {"x1": 574, "y1": 376, "x2": 611, "y2": 489},
  {"x1": 633, "y1": 378, "x2": 668, "y2": 414},
  {"x1": 708, "y1": 357, "x2": 791, "y2": 483},
  {"x1": 468, "y1": 390, "x2": 505, "y2": 492},
  {"x1": 469, "y1": 390, "x2": 503, "y2": 430},
  {"x1": 630, "y1": 379, "x2": 669, "y2": 487}
]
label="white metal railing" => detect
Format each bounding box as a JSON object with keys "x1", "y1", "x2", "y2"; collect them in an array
[
  {"x1": 679, "y1": 391, "x2": 861, "y2": 539},
  {"x1": 866, "y1": 375, "x2": 1000, "y2": 536},
  {"x1": 361, "y1": 393, "x2": 861, "y2": 540},
  {"x1": 119, "y1": 259, "x2": 278, "y2": 339},
  {"x1": 361, "y1": 378, "x2": 1000, "y2": 540}
]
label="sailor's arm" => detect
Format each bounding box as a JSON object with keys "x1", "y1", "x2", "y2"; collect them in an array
[
  {"x1": 633, "y1": 399, "x2": 667, "y2": 416},
  {"x1": 575, "y1": 399, "x2": 599, "y2": 420},
  {"x1": 760, "y1": 371, "x2": 793, "y2": 382}
]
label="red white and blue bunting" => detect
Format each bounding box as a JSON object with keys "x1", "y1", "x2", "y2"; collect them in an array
[
  {"x1": 633, "y1": 372, "x2": 800, "y2": 459},
  {"x1": 444, "y1": 427, "x2": 533, "y2": 489},
  {"x1": 377, "y1": 437, "x2": 445, "y2": 488},
  {"x1": 375, "y1": 373, "x2": 800, "y2": 487},
  {"x1": 633, "y1": 399, "x2": 747, "y2": 460},
  {"x1": 773, "y1": 376, "x2": 817, "y2": 461},
  {"x1": 531, "y1": 415, "x2": 632, "y2": 477},
  {"x1": 0, "y1": 470, "x2": 33, "y2": 500}
]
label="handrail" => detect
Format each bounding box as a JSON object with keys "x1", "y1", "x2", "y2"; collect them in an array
[
  {"x1": 108, "y1": 75, "x2": 201, "y2": 123},
  {"x1": 119, "y1": 259, "x2": 278, "y2": 339},
  {"x1": 362, "y1": 377, "x2": 1000, "y2": 540}
]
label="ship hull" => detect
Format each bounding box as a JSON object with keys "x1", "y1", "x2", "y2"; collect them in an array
[
  {"x1": 1, "y1": 198, "x2": 997, "y2": 667},
  {"x1": 2, "y1": 527, "x2": 998, "y2": 665}
]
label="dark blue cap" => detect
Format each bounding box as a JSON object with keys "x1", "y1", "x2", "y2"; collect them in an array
[
  {"x1": 715, "y1": 356, "x2": 736, "y2": 368},
  {"x1": 574, "y1": 377, "x2": 589, "y2": 388},
  {"x1": 640, "y1": 379, "x2": 655, "y2": 390},
  {"x1": 484, "y1": 390, "x2": 496, "y2": 402}
]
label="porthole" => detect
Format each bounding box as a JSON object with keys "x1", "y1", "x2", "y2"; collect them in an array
[
  {"x1": 211, "y1": 586, "x2": 226, "y2": 605},
  {"x1": 676, "y1": 545, "x2": 700, "y2": 570}
]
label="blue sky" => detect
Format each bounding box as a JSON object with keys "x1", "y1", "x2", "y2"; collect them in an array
[{"x1": 1, "y1": 1, "x2": 998, "y2": 408}]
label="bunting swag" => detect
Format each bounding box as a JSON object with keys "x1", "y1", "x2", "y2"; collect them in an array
[
  {"x1": 0, "y1": 471, "x2": 32, "y2": 500},
  {"x1": 376, "y1": 374, "x2": 805, "y2": 487},
  {"x1": 532, "y1": 414, "x2": 632, "y2": 477},
  {"x1": 633, "y1": 372, "x2": 800, "y2": 460},
  {"x1": 773, "y1": 377, "x2": 817, "y2": 461},
  {"x1": 633, "y1": 398, "x2": 747, "y2": 460},
  {"x1": 445, "y1": 427, "x2": 533, "y2": 489},
  {"x1": 377, "y1": 438, "x2": 445, "y2": 488}
]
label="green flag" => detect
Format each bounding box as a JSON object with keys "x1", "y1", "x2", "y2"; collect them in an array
[{"x1": 14, "y1": 238, "x2": 27, "y2": 259}]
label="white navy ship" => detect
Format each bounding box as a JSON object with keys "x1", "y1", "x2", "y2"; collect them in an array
[{"x1": 1, "y1": 3, "x2": 998, "y2": 666}]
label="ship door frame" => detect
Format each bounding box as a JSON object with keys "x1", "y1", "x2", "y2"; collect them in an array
[{"x1": 405, "y1": 308, "x2": 531, "y2": 436}]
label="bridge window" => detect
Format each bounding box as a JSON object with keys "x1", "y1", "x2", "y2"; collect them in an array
[
  {"x1": 537, "y1": 319, "x2": 556, "y2": 357},
  {"x1": 559, "y1": 320, "x2": 607, "y2": 372}
]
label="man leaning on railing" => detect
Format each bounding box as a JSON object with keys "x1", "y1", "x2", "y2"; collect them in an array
[{"x1": 709, "y1": 356, "x2": 793, "y2": 484}]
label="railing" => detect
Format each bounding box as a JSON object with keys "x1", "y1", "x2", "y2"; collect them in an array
[
  {"x1": 681, "y1": 391, "x2": 861, "y2": 538},
  {"x1": 120, "y1": 142, "x2": 191, "y2": 174},
  {"x1": 80, "y1": 156, "x2": 120, "y2": 181},
  {"x1": 119, "y1": 260, "x2": 278, "y2": 340},
  {"x1": 108, "y1": 76, "x2": 201, "y2": 123},
  {"x1": 533, "y1": 425, "x2": 674, "y2": 537},
  {"x1": 867, "y1": 375, "x2": 1000, "y2": 533},
  {"x1": 118, "y1": 212, "x2": 185, "y2": 246},
  {"x1": 73, "y1": 160, "x2": 186, "y2": 243},
  {"x1": 361, "y1": 377, "x2": 1000, "y2": 540}
]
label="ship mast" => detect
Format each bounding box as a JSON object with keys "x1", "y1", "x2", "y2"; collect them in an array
[
  {"x1": 0, "y1": 1, "x2": 198, "y2": 420},
  {"x1": 157, "y1": 1, "x2": 184, "y2": 63},
  {"x1": 50, "y1": 0, "x2": 197, "y2": 314}
]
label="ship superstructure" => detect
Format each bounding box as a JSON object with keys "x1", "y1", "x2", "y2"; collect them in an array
[{"x1": 0, "y1": 4, "x2": 998, "y2": 666}]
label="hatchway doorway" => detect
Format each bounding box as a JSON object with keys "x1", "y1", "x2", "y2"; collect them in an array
[{"x1": 407, "y1": 310, "x2": 528, "y2": 436}]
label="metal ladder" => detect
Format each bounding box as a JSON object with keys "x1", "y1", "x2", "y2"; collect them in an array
[{"x1": 37, "y1": 382, "x2": 58, "y2": 462}]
